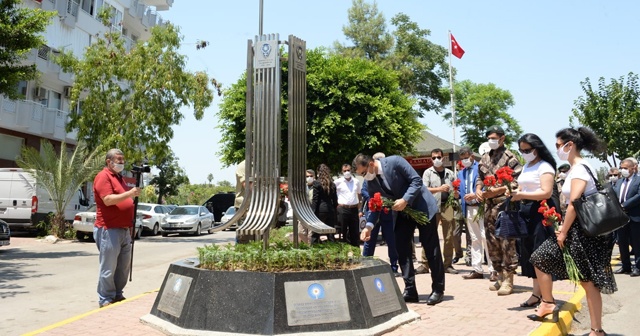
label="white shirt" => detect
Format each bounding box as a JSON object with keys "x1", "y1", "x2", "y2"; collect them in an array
[
  {"x1": 517, "y1": 160, "x2": 555, "y2": 193},
  {"x1": 619, "y1": 175, "x2": 635, "y2": 202},
  {"x1": 561, "y1": 161, "x2": 598, "y2": 205},
  {"x1": 335, "y1": 177, "x2": 361, "y2": 205}
]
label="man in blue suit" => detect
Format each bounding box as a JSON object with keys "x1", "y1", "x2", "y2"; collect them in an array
[
  {"x1": 354, "y1": 153, "x2": 445, "y2": 305},
  {"x1": 614, "y1": 158, "x2": 640, "y2": 277},
  {"x1": 456, "y1": 147, "x2": 495, "y2": 280}
]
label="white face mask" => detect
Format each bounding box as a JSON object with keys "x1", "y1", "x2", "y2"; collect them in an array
[
  {"x1": 111, "y1": 161, "x2": 124, "y2": 173},
  {"x1": 620, "y1": 169, "x2": 630, "y2": 178},
  {"x1": 609, "y1": 176, "x2": 619, "y2": 183},
  {"x1": 557, "y1": 172, "x2": 567, "y2": 180},
  {"x1": 363, "y1": 163, "x2": 376, "y2": 181},
  {"x1": 343, "y1": 171, "x2": 352, "y2": 180},
  {"x1": 522, "y1": 152, "x2": 536, "y2": 163},
  {"x1": 432, "y1": 158, "x2": 443, "y2": 168},
  {"x1": 461, "y1": 158, "x2": 472, "y2": 168},
  {"x1": 556, "y1": 143, "x2": 571, "y2": 161},
  {"x1": 306, "y1": 177, "x2": 314, "y2": 184},
  {"x1": 488, "y1": 139, "x2": 500, "y2": 150}
]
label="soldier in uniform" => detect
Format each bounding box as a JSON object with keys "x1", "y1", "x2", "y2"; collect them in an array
[{"x1": 475, "y1": 126, "x2": 523, "y2": 295}]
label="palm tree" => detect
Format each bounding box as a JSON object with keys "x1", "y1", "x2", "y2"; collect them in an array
[
  {"x1": 207, "y1": 173, "x2": 214, "y2": 184},
  {"x1": 16, "y1": 140, "x2": 103, "y2": 237}
]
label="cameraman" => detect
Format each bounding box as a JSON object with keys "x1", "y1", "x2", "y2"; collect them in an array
[{"x1": 93, "y1": 149, "x2": 140, "y2": 308}]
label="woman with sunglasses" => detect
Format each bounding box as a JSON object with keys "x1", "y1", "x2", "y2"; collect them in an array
[
  {"x1": 507, "y1": 133, "x2": 558, "y2": 309},
  {"x1": 528, "y1": 127, "x2": 615, "y2": 336}
]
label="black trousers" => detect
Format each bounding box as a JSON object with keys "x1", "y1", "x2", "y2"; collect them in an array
[
  {"x1": 618, "y1": 220, "x2": 640, "y2": 270},
  {"x1": 338, "y1": 206, "x2": 360, "y2": 247},
  {"x1": 395, "y1": 212, "x2": 444, "y2": 294}
]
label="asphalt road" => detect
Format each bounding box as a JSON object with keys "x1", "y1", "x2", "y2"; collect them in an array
[{"x1": 0, "y1": 230, "x2": 236, "y2": 336}]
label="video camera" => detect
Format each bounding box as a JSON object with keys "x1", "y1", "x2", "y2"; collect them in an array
[{"x1": 131, "y1": 164, "x2": 151, "y2": 173}]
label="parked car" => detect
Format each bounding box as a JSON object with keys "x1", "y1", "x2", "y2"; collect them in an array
[
  {"x1": 136, "y1": 203, "x2": 169, "y2": 235},
  {"x1": 73, "y1": 204, "x2": 143, "y2": 241},
  {"x1": 0, "y1": 219, "x2": 10, "y2": 247},
  {"x1": 164, "y1": 204, "x2": 177, "y2": 213},
  {"x1": 220, "y1": 206, "x2": 237, "y2": 229},
  {"x1": 161, "y1": 206, "x2": 214, "y2": 236}
]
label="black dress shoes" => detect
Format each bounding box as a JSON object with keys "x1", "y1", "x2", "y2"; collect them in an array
[
  {"x1": 426, "y1": 292, "x2": 444, "y2": 305},
  {"x1": 614, "y1": 267, "x2": 631, "y2": 274},
  {"x1": 402, "y1": 290, "x2": 419, "y2": 303},
  {"x1": 631, "y1": 268, "x2": 640, "y2": 277}
]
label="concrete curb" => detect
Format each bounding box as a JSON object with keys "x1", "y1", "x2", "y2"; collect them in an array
[{"x1": 528, "y1": 287, "x2": 585, "y2": 336}]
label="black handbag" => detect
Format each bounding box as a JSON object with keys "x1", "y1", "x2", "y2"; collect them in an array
[
  {"x1": 495, "y1": 198, "x2": 529, "y2": 238},
  {"x1": 572, "y1": 164, "x2": 629, "y2": 237}
]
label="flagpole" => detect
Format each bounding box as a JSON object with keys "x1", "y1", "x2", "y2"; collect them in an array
[{"x1": 448, "y1": 30, "x2": 457, "y2": 175}]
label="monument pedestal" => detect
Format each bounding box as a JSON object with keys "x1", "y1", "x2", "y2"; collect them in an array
[{"x1": 141, "y1": 258, "x2": 419, "y2": 335}]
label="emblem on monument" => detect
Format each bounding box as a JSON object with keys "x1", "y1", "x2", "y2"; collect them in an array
[{"x1": 261, "y1": 43, "x2": 272, "y2": 58}]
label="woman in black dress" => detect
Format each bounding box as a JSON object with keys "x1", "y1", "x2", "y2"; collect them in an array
[
  {"x1": 529, "y1": 128, "x2": 616, "y2": 336},
  {"x1": 311, "y1": 164, "x2": 338, "y2": 243}
]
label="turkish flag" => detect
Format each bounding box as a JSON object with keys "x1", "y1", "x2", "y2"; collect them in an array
[{"x1": 451, "y1": 34, "x2": 465, "y2": 59}]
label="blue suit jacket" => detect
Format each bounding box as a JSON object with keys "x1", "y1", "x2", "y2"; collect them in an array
[
  {"x1": 614, "y1": 174, "x2": 640, "y2": 222},
  {"x1": 457, "y1": 161, "x2": 479, "y2": 215},
  {"x1": 365, "y1": 156, "x2": 438, "y2": 226},
  {"x1": 362, "y1": 180, "x2": 393, "y2": 222}
]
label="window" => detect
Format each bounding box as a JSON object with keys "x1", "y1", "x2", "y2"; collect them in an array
[
  {"x1": 49, "y1": 91, "x2": 62, "y2": 110},
  {"x1": 38, "y1": 45, "x2": 51, "y2": 60},
  {"x1": 0, "y1": 134, "x2": 25, "y2": 161},
  {"x1": 16, "y1": 81, "x2": 28, "y2": 98}
]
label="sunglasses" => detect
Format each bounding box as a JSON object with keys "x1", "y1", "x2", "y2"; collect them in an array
[
  {"x1": 518, "y1": 148, "x2": 534, "y2": 154},
  {"x1": 431, "y1": 156, "x2": 442, "y2": 160}
]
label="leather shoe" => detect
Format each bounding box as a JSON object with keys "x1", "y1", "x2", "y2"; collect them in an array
[
  {"x1": 402, "y1": 290, "x2": 419, "y2": 303},
  {"x1": 614, "y1": 267, "x2": 631, "y2": 274},
  {"x1": 426, "y1": 292, "x2": 444, "y2": 305},
  {"x1": 452, "y1": 256, "x2": 460, "y2": 264},
  {"x1": 445, "y1": 266, "x2": 459, "y2": 274},
  {"x1": 631, "y1": 268, "x2": 640, "y2": 277},
  {"x1": 462, "y1": 271, "x2": 484, "y2": 279}
]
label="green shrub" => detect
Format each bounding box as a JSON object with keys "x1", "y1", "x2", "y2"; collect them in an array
[{"x1": 198, "y1": 227, "x2": 362, "y2": 272}]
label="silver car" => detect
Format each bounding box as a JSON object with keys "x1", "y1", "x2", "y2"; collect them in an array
[{"x1": 161, "y1": 206, "x2": 214, "y2": 236}]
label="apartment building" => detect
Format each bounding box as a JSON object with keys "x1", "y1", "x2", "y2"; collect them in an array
[{"x1": 0, "y1": 0, "x2": 173, "y2": 167}]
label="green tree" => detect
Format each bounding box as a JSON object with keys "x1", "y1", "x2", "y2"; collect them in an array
[
  {"x1": 216, "y1": 180, "x2": 233, "y2": 191},
  {"x1": 138, "y1": 185, "x2": 158, "y2": 204},
  {"x1": 149, "y1": 152, "x2": 189, "y2": 205},
  {"x1": 16, "y1": 141, "x2": 103, "y2": 237},
  {"x1": 56, "y1": 12, "x2": 219, "y2": 165},
  {"x1": 570, "y1": 73, "x2": 640, "y2": 167},
  {"x1": 335, "y1": 1, "x2": 449, "y2": 115},
  {"x1": 207, "y1": 173, "x2": 214, "y2": 185},
  {"x1": 442, "y1": 80, "x2": 521, "y2": 151},
  {"x1": 217, "y1": 48, "x2": 423, "y2": 173},
  {"x1": 0, "y1": 0, "x2": 55, "y2": 98}
]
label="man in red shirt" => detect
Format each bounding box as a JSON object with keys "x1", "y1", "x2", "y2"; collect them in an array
[{"x1": 94, "y1": 149, "x2": 140, "y2": 308}]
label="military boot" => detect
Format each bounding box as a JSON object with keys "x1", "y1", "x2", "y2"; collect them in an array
[
  {"x1": 489, "y1": 271, "x2": 503, "y2": 291},
  {"x1": 497, "y1": 270, "x2": 514, "y2": 296}
]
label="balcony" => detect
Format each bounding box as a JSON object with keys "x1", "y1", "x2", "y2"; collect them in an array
[
  {"x1": 144, "y1": 0, "x2": 173, "y2": 11},
  {"x1": 0, "y1": 96, "x2": 77, "y2": 143}
]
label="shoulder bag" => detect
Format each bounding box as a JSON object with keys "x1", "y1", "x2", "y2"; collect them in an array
[
  {"x1": 495, "y1": 197, "x2": 529, "y2": 238},
  {"x1": 572, "y1": 164, "x2": 629, "y2": 237}
]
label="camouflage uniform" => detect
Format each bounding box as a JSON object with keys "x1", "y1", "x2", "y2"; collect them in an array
[{"x1": 476, "y1": 146, "x2": 523, "y2": 275}]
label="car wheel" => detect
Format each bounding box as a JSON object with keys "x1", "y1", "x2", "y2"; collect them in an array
[
  {"x1": 76, "y1": 231, "x2": 88, "y2": 242},
  {"x1": 161, "y1": 232, "x2": 169, "y2": 237},
  {"x1": 194, "y1": 223, "x2": 201, "y2": 236},
  {"x1": 135, "y1": 227, "x2": 142, "y2": 240},
  {"x1": 152, "y1": 223, "x2": 159, "y2": 236}
]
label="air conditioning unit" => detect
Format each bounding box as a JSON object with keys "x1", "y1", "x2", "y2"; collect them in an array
[
  {"x1": 33, "y1": 87, "x2": 46, "y2": 99},
  {"x1": 63, "y1": 86, "x2": 72, "y2": 98}
]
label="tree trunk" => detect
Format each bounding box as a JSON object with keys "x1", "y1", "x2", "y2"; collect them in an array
[
  {"x1": 53, "y1": 213, "x2": 66, "y2": 238},
  {"x1": 157, "y1": 188, "x2": 164, "y2": 205}
]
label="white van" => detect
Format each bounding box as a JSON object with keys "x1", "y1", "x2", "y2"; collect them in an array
[{"x1": 0, "y1": 168, "x2": 89, "y2": 231}]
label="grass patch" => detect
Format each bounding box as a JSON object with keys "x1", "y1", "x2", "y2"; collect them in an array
[{"x1": 198, "y1": 227, "x2": 362, "y2": 272}]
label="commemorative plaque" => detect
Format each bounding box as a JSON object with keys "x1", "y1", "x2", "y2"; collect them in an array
[
  {"x1": 156, "y1": 273, "x2": 193, "y2": 318},
  {"x1": 284, "y1": 279, "x2": 350, "y2": 326},
  {"x1": 361, "y1": 273, "x2": 401, "y2": 317}
]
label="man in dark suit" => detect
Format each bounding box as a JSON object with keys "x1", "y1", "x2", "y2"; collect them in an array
[
  {"x1": 614, "y1": 158, "x2": 640, "y2": 276},
  {"x1": 353, "y1": 153, "x2": 445, "y2": 305}
]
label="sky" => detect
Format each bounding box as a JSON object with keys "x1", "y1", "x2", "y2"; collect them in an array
[{"x1": 161, "y1": 0, "x2": 640, "y2": 184}]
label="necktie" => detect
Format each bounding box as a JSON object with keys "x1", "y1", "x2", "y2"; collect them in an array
[
  {"x1": 376, "y1": 175, "x2": 393, "y2": 197},
  {"x1": 620, "y1": 178, "x2": 630, "y2": 203}
]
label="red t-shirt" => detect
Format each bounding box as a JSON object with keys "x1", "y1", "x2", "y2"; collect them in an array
[{"x1": 93, "y1": 167, "x2": 134, "y2": 229}]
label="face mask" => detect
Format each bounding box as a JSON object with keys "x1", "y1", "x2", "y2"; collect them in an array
[
  {"x1": 556, "y1": 143, "x2": 570, "y2": 161},
  {"x1": 488, "y1": 139, "x2": 500, "y2": 150},
  {"x1": 111, "y1": 162, "x2": 124, "y2": 173},
  {"x1": 609, "y1": 176, "x2": 619, "y2": 183},
  {"x1": 306, "y1": 177, "x2": 314, "y2": 184},
  {"x1": 522, "y1": 152, "x2": 536, "y2": 163},
  {"x1": 462, "y1": 158, "x2": 472, "y2": 168},
  {"x1": 557, "y1": 172, "x2": 567, "y2": 180},
  {"x1": 363, "y1": 163, "x2": 376, "y2": 181},
  {"x1": 432, "y1": 158, "x2": 443, "y2": 168},
  {"x1": 620, "y1": 169, "x2": 630, "y2": 178},
  {"x1": 343, "y1": 171, "x2": 352, "y2": 179}
]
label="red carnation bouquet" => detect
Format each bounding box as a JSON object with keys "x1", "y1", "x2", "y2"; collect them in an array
[
  {"x1": 445, "y1": 179, "x2": 461, "y2": 211},
  {"x1": 538, "y1": 200, "x2": 583, "y2": 284},
  {"x1": 368, "y1": 192, "x2": 429, "y2": 225}
]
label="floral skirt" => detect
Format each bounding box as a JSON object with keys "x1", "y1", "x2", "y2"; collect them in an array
[{"x1": 530, "y1": 223, "x2": 617, "y2": 294}]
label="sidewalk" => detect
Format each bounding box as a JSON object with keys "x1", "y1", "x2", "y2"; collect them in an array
[{"x1": 27, "y1": 241, "x2": 585, "y2": 336}]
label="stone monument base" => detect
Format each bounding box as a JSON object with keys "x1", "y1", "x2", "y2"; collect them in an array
[{"x1": 141, "y1": 258, "x2": 419, "y2": 335}]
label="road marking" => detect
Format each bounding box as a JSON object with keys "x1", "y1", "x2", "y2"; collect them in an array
[{"x1": 22, "y1": 289, "x2": 159, "y2": 335}]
